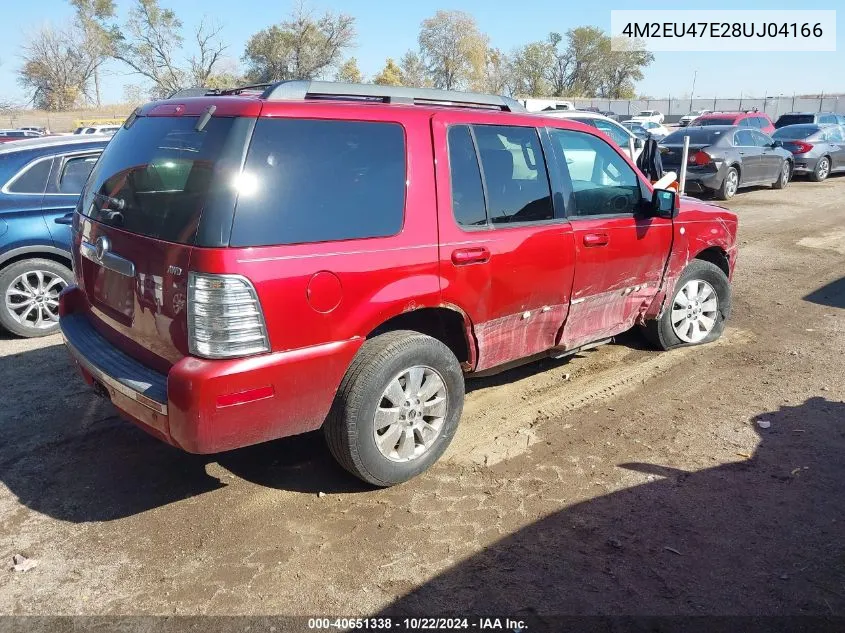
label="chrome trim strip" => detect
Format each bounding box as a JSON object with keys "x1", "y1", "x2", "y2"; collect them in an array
[
  {"x1": 80, "y1": 241, "x2": 136, "y2": 277},
  {"x1": 62, "y1": 333, "x2": 168, "y2": 416}
]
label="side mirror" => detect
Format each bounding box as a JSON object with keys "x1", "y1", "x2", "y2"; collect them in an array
[
  {"x1": 651, "y1": 188, "x2": 678, "y2": 219},
  {"x1": 771, "y1": 139, "x2": 783, "y2": 148},
  {"x1": 634, "y1": 138, "x2": 644, "y2": 149}
]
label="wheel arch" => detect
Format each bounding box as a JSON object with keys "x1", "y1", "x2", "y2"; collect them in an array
[
  {"x1": 0, "y1": 246, "x2": 72, "y2": 271},
  {"x1": 692, "y1": 246, "x2": 730, "y2": 278},
  {"x1": 367, "y1": 305, "x2": 475, "y2": 369}
]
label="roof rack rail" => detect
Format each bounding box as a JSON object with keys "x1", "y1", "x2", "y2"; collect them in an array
[{"x1": 260, "y1": 81, "x2": 526, "y2": 112}]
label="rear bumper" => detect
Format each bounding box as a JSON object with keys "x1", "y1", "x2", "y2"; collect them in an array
[
  {"x1": 791, "y1": 155, "x2": 818, "y2": 174},
  {"x1": 59, "y1": 286, "x2": 361, "y2": 454},
  {"x1": 668, "y1": 166, "x2": 724, "y2": 193}
]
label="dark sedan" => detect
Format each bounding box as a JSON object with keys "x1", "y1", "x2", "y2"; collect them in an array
[
  {"x1": 772, "y1": 124, "x2": 845, "y2": 182},
  {"x1": 659, "y1": 126, "x2": 793, "y2": 200}
]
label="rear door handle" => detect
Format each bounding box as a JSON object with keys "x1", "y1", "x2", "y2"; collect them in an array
[
  {"x1": 451, "y1": 246, "x2": 490, "y2": 266},
  {"x1": 583, "y1": 233, "x2": 609, "y2": 247}
]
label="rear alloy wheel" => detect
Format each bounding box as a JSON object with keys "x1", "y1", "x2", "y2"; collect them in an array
[
  {"x1": 773, "y1": 160, "x2": 791, "y2": 189},
  {"x1": 0, "y1": 258, "x2": 72, "y2": 338},
  {"x1": 717, "y1": 167, "x2": 739, "y2": 200},
  {"x1": 810, "y1": 156, "x2": 830, "y2": 182},
  {"x1": 324, "y1": 330, "x2": 464, "y2": 486},
  {"x1": 642, "y1": 259, "x2": 732, "y2": 351}
]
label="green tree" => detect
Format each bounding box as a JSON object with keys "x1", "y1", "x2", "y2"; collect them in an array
[
  {"x1": 510, "y1": 41, "x2": 554, "y2": 97},
  {"x1": 399, "y1": 51, "x2": 429, "y2": 88},
  {"x1": 335, "y1": 57, "x2": 363, "y2": 83},
  {"x1": 418, "y1": 10, "x2": 487, "y2": 90},
  {"x1": 372, "y1": 58, "x2": 403, "y2": 86},
  {"x1": 243, "y1": 5, "x2": 356, "y2": 82},
  {"x1": 601, "y1": 37, "x2": 654, "y2": 99},
  {"x1": 483, "y1": 48, "x2": 511, "y2": 95},
  {"x1": 69, "y1": 0, "x2": 115, "y2": 106}
]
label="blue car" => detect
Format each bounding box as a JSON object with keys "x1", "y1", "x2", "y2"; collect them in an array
[{"x1": 0, "y1": 135, "x2": 110, "y2": 337}]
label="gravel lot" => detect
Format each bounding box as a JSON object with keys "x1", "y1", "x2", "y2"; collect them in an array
[{"x1": 0, "y1": 175, "x2": 843, "y2": 617}]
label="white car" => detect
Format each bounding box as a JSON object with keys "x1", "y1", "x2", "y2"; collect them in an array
[
  {"x1": 630, "y1": 110, "x2": 665, "y2": 124},
  {"x1": 540, "y1": 110, "x2": 644, "y2": 161},
  {"x1": 625, "y1": 120, "x2": 670, "y2": 140},
  {"x1": 679, "y1": 110, "x2": 713, "y2": 127}
]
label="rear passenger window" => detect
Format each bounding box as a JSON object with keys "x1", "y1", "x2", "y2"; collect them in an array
[
  {"x1": 820, "y1": 115, "x2": 837, "y2": 125},
  {"x1": 447, "y1": 126, "x2": 487, "y2": 227},
  {"x1": 472, "y1": 125, "x2": 553, "y2": 224},
  {"x1": 56, "y1": 155, "x2": 99, "y2": 194},
  {"x1": 734, "y1": 130, "x2": 755, "y2": 146},
  {"x1": 231, "y1": 119, "x2": 406, "y2": 247},
  {"x1": 6, "y1": 158, "x2": 52, "y2": 194}
]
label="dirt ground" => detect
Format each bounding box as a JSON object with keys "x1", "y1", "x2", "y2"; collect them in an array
[{"x1": 0, "y1": 175, "x2": 843, "y2": 619}]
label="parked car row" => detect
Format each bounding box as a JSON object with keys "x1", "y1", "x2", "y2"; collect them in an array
[{"x1": 658, "y1": 120, "x2": 845, "y2": 200}]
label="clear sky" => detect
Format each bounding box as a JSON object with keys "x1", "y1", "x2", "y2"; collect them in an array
[{"x1": 0, "y1": 0, "x2": 842, "y2": 105}]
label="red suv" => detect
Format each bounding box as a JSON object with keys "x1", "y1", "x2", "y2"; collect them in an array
[
  {"x1": 59, "y1": 81, "x2": 738, "y2": 486},
  {"x1": 691, "y1": 111, "x2": 775, "y2": 135}
]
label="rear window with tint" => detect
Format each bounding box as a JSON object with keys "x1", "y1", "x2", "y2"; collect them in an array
[
  {"x1": 772, "y1": 125, "x2": 821, "y2": 140},
  {"x1": 696, "y1": 117, "x2": 736, "y2": 126},
  {"x1": 230, "y1": 119, "x2": 406, "y2": 247},
  {"x1": 80, "y1": 116, "x2": 240, "y2": 244},
  {"x1": 662, "y1": 129, "x2": 726, "y2": 145},
  {"x1": 776, "y1": 114, "x2": 814, "y2": 127}
]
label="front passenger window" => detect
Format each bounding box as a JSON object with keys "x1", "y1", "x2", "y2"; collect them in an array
[{"x1": 549, "y1": 129, "x2": 642, "y2": 217}]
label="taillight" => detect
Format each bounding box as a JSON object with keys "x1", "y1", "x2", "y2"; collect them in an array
[
  {"x1": 689, "y1": 150, "x2": 712, "y2": 166},
  {"x1": 187, "y1": 272, "x2": 270, "y2": 359},
  {"x1": 785, "y1": 141, "x2": 813, "y2": 154}
]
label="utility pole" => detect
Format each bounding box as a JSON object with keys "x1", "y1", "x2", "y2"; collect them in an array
[{"x1": 689, "y1": 69, "x2": 697, "y2": 113}]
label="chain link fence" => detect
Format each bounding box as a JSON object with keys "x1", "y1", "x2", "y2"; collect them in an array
[{"x1": 570, "y1": 96, "x2": 845, "y2": 123}]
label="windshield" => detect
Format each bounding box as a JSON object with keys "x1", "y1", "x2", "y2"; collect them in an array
[
  {"x1": 637, "y1": 111, "x2": 653, "y2": 116},
  {"x1": 663, "y1": 129, "x2": 725, "y2": 144},
  {"x1": 80, "y1": 116, "x2": 243, "y2": 244},
  {"x1": 776, "y1": 114, "x2": 815, "y2": 127},
  {"x1": 696, "y1": 117, "x2": 736, "y2": 126},
  {"x1": 772, "y1": 125, "x2": 821, "y2": 140}
]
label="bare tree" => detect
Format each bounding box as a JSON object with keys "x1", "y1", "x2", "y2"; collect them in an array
[
  {"x1": 243, "y1": 3, "x2": 356, "y2": 82},
  {"x1": 418, "y1": 10, "x2": 487, "y2": 91},
  {"x1": 187, "y1": 20, "x2": 228, "y2": 87},
  {"x1": 19, "y1": 24, "x2": 98, "y2": 110},
  {"x1": 110, "y1": 0, "x2": 229, "y2": 98}
]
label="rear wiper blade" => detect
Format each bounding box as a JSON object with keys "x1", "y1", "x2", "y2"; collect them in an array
[{"x1": 93, "y1": 192, "x2": 125, "y2": 210}]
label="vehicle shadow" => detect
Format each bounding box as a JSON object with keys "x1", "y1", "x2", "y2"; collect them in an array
[
  {"x1": 379, "y1": 396, "x2": 845, "y2": 617},
  {"x1": 0, "y1": 328, "x2": 662, "y2": 521},
  {"x1": 804, "y1": 276, "x2": 845, "y2": 309}
]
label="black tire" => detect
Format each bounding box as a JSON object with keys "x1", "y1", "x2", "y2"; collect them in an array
[
  {"x1": 324, "y1": 330, "x2": 465, "y2": 487},
  {"x1": 810, "y1": 156, "x2": 830, "y2": 182},
  {"x1": 642, "y1": 259, "x2": 732, "y2": 351},
  {"x1": 773, "y1": 160, "x2": 791, "y2": 189},
  {"x1": 0, "y1": 258, "x2": 73, "y2": 338},
  {"x1": 715, "y1": 166, "x2": 739, "y2": 200}
]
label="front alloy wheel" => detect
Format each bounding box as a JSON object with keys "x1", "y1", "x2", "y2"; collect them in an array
[
  {"x1": 670, "y1": 279, "x2": 719, "y2": 343},
  {"x1": 5, "y1": 270, "x2": 66, "y2": 330},
  {"x1": 0, "y1": 258, "x2": 73, "y2": 338}
]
